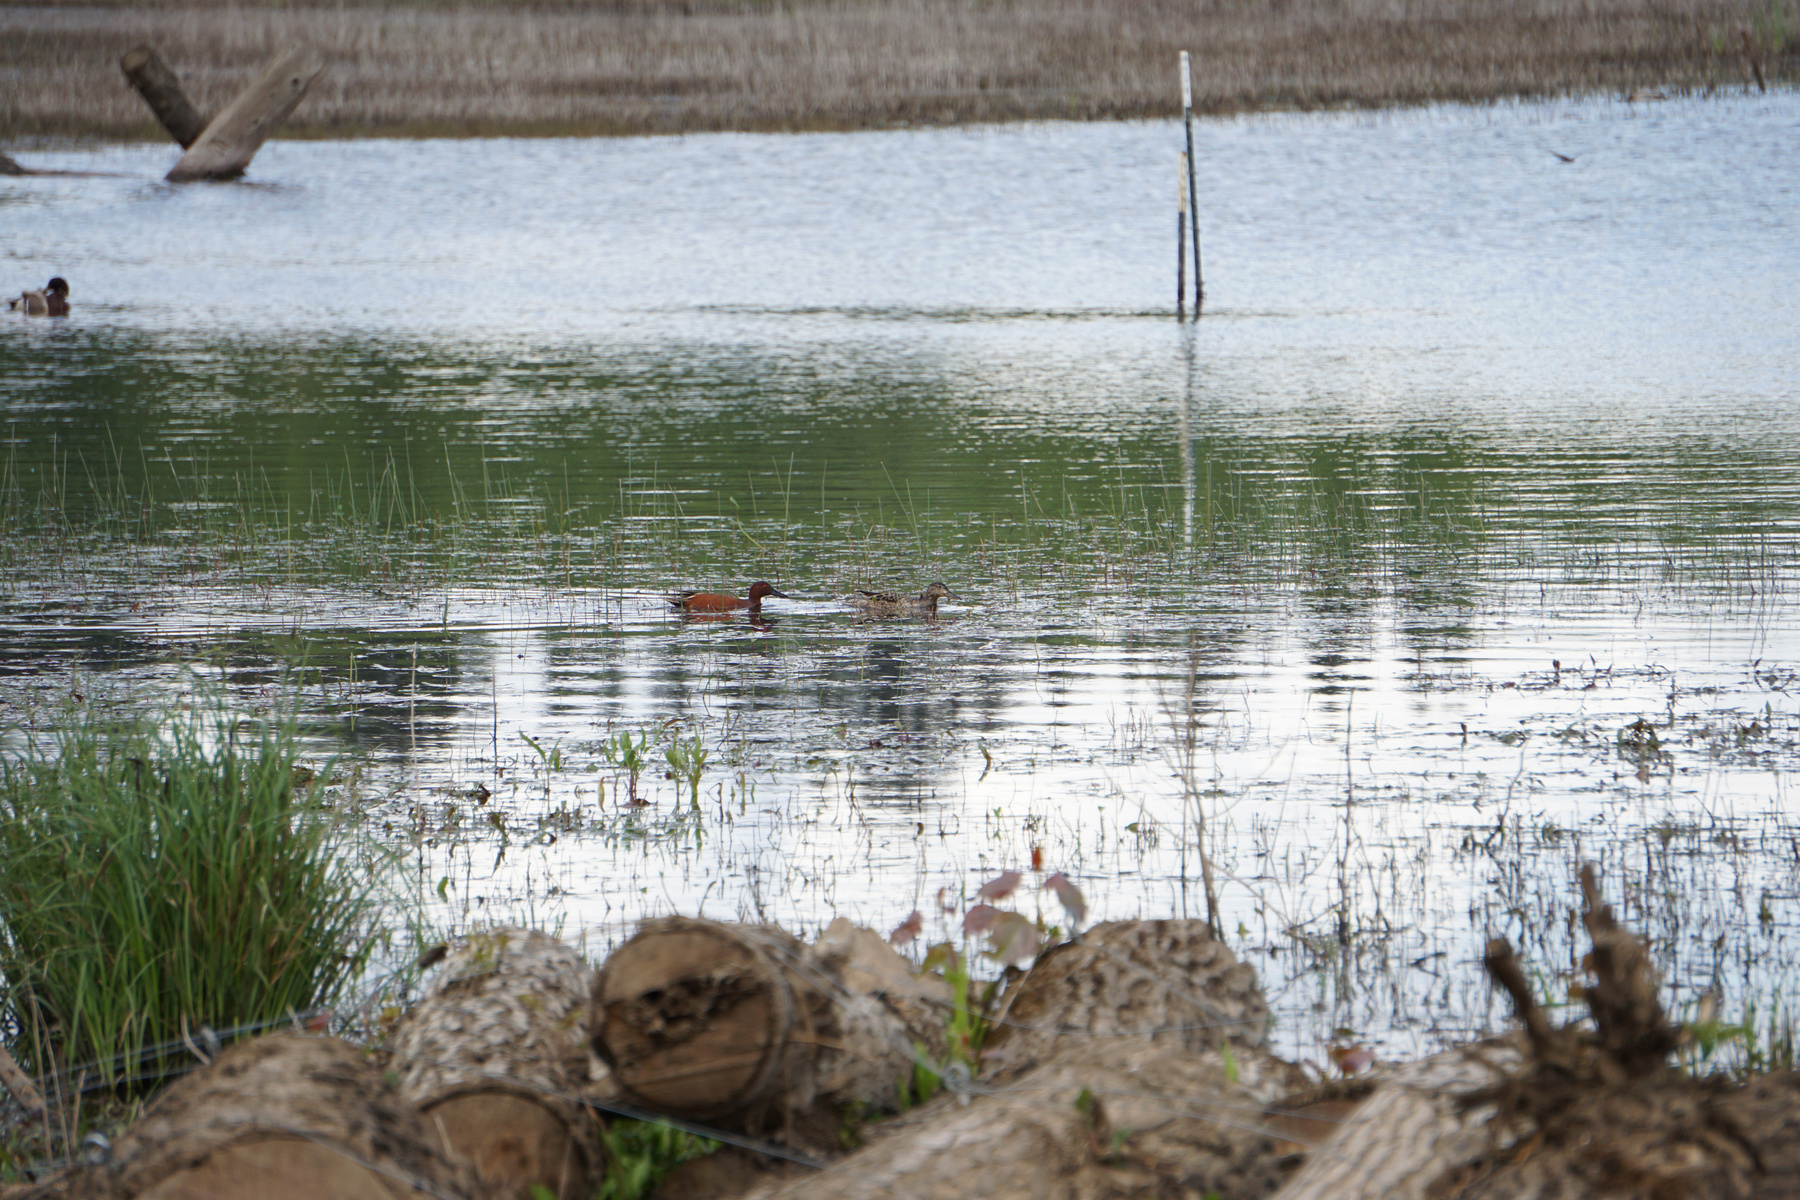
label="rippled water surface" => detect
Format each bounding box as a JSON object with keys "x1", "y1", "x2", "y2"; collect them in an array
[{"x1": 5, "y1": 92, "x2": 1800, "y2": 1065}]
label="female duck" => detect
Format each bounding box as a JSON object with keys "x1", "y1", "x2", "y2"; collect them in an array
[
  {"x1": 848, "y1": 581, "x2": 958, "y2": 619},
  {"x1": 9, "y1": 277, "x2": 70, "y2": 317},
  {"x1": 669, "y1": 580, "x2": 789, "y2": 615}
]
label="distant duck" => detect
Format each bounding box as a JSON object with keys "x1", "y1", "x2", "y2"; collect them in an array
[
  {"x1": 8, "y1": 277, "x2": 70, "y2": 317},
  {"x1": 669, "y1": 580, "x2": 789, "y2": 615},
  {"x1": 848, "y1": 581, "x2": 958, "y2": 619}
]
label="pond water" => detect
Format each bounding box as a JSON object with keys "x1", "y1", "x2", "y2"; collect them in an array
[{"x1": 4, "y1": 91, "x2": 1800, "y2": 1069}]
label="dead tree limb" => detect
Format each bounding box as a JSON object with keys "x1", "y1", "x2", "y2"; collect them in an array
[
  {"x1": 166, "y1": 47, "x2": 324, "y2": 182},
  {"x1": 119, "y1": 47, "x2": 207, "y2": 149}
]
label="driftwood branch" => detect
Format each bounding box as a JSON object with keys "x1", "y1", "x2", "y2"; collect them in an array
[
  {"x1": 119, "y1": 46, "x2": 207, "y2": 148},
  {"x1": 166, "y1": 46, "x2": 325, "y2": 182}
]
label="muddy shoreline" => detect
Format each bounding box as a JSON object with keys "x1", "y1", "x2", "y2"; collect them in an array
[{"x1": 2, "y1": 0, "x2": 1791, "y2": 143}]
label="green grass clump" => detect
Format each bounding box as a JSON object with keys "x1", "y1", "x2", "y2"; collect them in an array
[
  {"x1": 0, "y1": 698, "x2": 385, "y2": 1088},
  {"x1": 594, "y1": 1119, "x2": 719, "y2": 1200}
]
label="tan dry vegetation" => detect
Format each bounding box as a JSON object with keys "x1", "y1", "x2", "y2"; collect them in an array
[{"x1": 0, "y1": 0, "x2": 1794, "y2": 142}]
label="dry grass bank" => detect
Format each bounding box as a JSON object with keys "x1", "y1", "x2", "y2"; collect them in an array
[{"x1": 1, "y1": 0, "x2": 1794, "y2": 142}]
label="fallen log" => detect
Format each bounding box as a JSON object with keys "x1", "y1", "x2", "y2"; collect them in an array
[
  {"x1": 15, "y1": 1033, "x2": 478, "y2": 1199},
  {"x1": 166, "y1": 47, "x2": 324, "y2": 183},
  {"x1": 590, "y1": 916, "x2": 951, "y2": 1157},
  {"x1": 119, "y1": 47, "x2": 207, "y2": 149},
  {"x1": 390, "y1": 927, "x2": 601, "y2": 1200},
  {"x1": 1266, "y1": 1037, "x2": 1525, "y2": 1200},
  {"x1": 739, "y1": 1037, "x2": 1311, "y2": 1200},
  {"x1": 983, "y1": 918, "x2": 1270, "y2": 1075}
]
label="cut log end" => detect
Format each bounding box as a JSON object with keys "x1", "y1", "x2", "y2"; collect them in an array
[{"x1": 426, "y1": 1093, "x2": 588, "y2": 1200}]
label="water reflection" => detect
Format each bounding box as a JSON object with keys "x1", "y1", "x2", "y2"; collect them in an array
[{"x1": 4, "y1": 93, "x2": 1800, "y2": 1062}]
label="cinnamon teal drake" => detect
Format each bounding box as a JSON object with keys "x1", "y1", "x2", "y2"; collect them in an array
[
  {"x1": 848, "y1": 581, "x2": 958, "y2": 619},
  {"x1": 669, "y1": 581, "x2": 789, "y2": 615},
  {"x1": 8, "y1": 277, "x2": 69, "y2": 317}
]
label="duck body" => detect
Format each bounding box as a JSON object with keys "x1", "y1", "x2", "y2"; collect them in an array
[
  {"x1": 848, "y1": 581, "x2": 958, "y2": 619},
  {"x1": 8, "y1": 277, "x2": 69, "y2": 317},
  {"x1": 669, "y1": 580, "x2": 789, "y2": 615}
]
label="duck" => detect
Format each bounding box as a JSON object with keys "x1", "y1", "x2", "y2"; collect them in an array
[
  {"x1": 8, "y1": 277, "x2": 70, "y2": 317},
  {"x1": 848, "y1": 581, "x2": 958, "y2": 619},
  {"x1": 669, "y1": 580, "x2": 789, "y2": 615}
]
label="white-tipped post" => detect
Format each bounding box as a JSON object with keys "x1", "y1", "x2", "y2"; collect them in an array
[{"x1": 1180, "y1": 51, "x2": 1203, "y2": 315}]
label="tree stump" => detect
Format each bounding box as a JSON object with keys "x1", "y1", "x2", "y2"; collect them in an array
[
  {"x1": 590, "y1": 916, "x2": 950, "y2": 1157},
  {"x1": 19, "y1": 1033, "x2": 477, "y2": 1200},
  {"x1": 166, "y1": 47, "x2": 324, "y2": 182},
  {"x1": 119, "y1": 47, "x2": 207, "y2": 149},
  {"x1": 390, "y1": 927, "x2": 600, "y2": 1200},
  {"x1": 982, "y1": 918, "x2": 1270, "y2": 1075}
]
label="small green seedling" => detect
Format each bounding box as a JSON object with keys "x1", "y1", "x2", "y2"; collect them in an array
[
  {"x1": 664, "y1": 733, "x2": 709, "y2": 809},
  {"x1": 602, "y1": 730, "x2": 652, "y2": 802}
]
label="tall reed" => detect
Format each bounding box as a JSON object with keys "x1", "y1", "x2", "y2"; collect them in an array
[{"x1": 0, "y1": 696, "x2": 386, "y2": 1087}]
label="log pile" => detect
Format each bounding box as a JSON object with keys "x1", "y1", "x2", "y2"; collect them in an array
[{"x1": 8, "y1": 879, "x2": 1800, "y2": 1200}]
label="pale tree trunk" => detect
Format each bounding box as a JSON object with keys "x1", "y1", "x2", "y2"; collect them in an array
[
  {"x1": 590, "y1": 916, "x2": 951, "y2": 1158},
  {"x1": 390, "y1": 927, "x2": 600, "y2": 1200},
  {"x1": 740, "y1": 1038, "x2": 1310, "y2": 1200},
  {"x1": 1267, "y1": 1039, "x2": 1525, "y2": 1200},
  {"x1": 166, "y1": 47, "x2": 324, "y2": 182},
  {"x1": 15, "y1": 1034, "x2": 478, "y2": 1200}
]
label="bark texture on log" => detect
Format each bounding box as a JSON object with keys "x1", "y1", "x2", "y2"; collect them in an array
[
  {"x1": 391, "y1": 926, "x2": 600, "y2": 1200},
  {"x1": 15, "y1": 1033, "x2": 477, "y2": 1200},
  {"x1": 984, "y1": 919, "x2": 1269, "y2": 1075},
  {"x1": 741, "y1": 1038, "x2": 1310, "y2": 1200},
  {"x1": 119, "y1": 46, "x2": 207, "y2": 148},
  {"x1": 1267, "y1": 1038, "x2": 1525, "y2": 1200},
  {"x1": 591, "y1": 916, "x2": 949, "y2": 1156},
  {"x1": 166, "y1": 47, "x2": 324, "y2": 182}
]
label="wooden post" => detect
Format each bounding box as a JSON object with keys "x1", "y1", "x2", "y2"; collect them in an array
[
  {"x1": 166, "y1": 47, "x2": 325, "y2": 183},
  {"x1": 1181, "y1": 51, "x2": 1203, "y2": 315},
  {"x1": 1177, "y1": 153, "x2": 1188, "y2": 319},
  {"x1": 120, "y1": 46, "x2": 208, "y2": 149}
]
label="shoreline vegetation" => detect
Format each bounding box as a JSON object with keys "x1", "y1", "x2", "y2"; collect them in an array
[{"x1": 1, "y1": 0, "x2": 1794, "y2": 144}]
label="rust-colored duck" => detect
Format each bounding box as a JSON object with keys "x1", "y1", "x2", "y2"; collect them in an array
[
  {"x1": 848, "y1": 581, "x2": 958, "y2": 619},
  {"x1": 669, "y1": 580, "x2": 789, "y2": 616}
]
